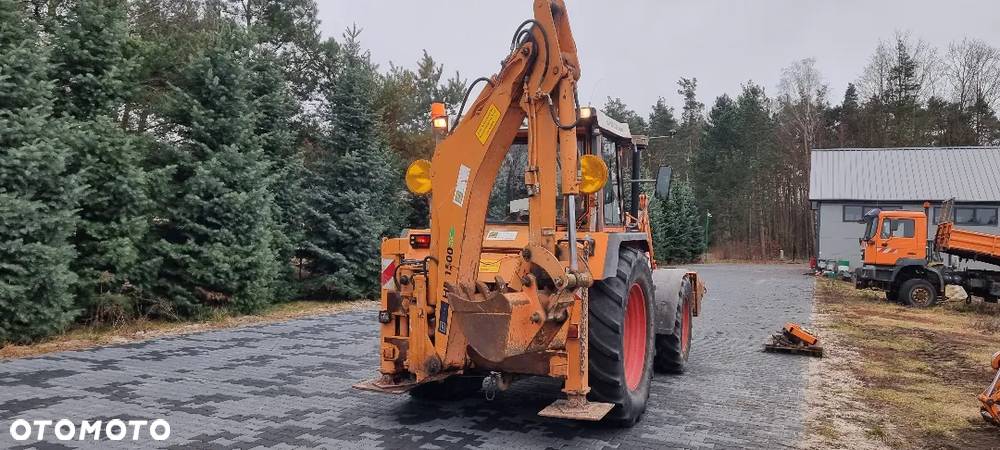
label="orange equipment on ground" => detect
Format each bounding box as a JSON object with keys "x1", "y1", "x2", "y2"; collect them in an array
[
  {"x1": 354, "y1": 0, "x2": 705, "y2": 426},
  {"x1": 980, "y1": 351, "x2": 1000, "y2": 426},
  {"x1": 764, "y1": 323, "x2": 823, "y2": 357}
]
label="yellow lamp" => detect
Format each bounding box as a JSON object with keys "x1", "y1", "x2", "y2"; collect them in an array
[
  {"x1": 405, "y1": 159, "x2": 433, "y2": 195},
  {"x1": 579, "y1": 154, "x2": 608, "y2": 194}
]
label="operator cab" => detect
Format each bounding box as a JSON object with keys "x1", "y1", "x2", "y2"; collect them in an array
[{"x1": 486, "y1": 107, "x2": 637, "y2": 232}]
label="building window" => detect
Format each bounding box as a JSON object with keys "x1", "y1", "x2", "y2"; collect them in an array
[
  {"x1": 934, "y1": 206, "x2": 999, "y2": 226},
  {"x1": 843, "y1": 204, "x2": 901, "y2": 222}
]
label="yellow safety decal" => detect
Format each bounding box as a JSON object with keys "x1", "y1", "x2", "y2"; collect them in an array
[
  {"x1": 479, "y1": 258, "x2": 501, "y2": 273},
  {"x1": 475, "y1": 104, "x2": 502, "y2": 145}
]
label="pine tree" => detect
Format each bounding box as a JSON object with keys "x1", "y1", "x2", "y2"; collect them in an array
[
  {"x1": 50, "y1": 0, "x2": 150, "y2": 316},
  {"x1": 150, "y1": 28, "x2": 280, "y2": 316},
  {"x1": 0, "y1": 1, "x2": 80, "y2": 343},
  {"x1": 602, "y1": 97, "x2": 648, "y2": 134},
  {"x1": 248, "y1": 48, "x2": 304, "y2": 296},
  {"x1": 651, "y1": 180, "x2": 704, "y2": 264},
  {"x1": 301, "y1": 28, "x2": 403, "y2": 299}
]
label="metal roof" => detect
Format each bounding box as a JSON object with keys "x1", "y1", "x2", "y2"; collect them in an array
[{"x1": 809, "y1": 147, "x2": 1000, "y2": 202}]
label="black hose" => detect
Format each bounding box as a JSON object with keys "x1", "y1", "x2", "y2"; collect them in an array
[
  {"x1": 547, "y1": 88, "x2": 582, "y2": 130},
  {"x1": 451, "y1": 77, "x2": 492, "y2": 133},
  {"x1": 510, "y1": 19, "x2": 549, "y2": 87}
]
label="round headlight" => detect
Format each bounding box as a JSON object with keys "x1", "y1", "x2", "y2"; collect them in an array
[
  {"x1": 579, "y1": 154, "x2": 608, "y2": 195},
  {"x1": 405, "y1": 159, "x2": 433, "y2": 195}
]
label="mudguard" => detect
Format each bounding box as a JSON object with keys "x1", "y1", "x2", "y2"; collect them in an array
[{"x1": 651, "y1": 268, "x2": 693, "y2": 335}]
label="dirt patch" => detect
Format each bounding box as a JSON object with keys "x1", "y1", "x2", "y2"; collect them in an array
[
  {"x1": 803, "y1": 279, "x2": 1000, "y2": 449},
  {"x1": 0, "y1": 300, "x2": 375, "y2": 360}
]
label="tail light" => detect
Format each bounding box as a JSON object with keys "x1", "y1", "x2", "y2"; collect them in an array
[{"x1": 409, "y1": 234, "x2": 431, "y2": 249}]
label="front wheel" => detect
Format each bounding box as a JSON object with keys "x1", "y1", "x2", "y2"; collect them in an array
[
  {"x1": 654, "y1": 276, "x2": 693, "y2": 374},
  {"x1": 588, "y1": 247, "x2": 655, "y2": 427},
  {"x1": 900, "y1": 278, "x2": 938, "y2": 308}
]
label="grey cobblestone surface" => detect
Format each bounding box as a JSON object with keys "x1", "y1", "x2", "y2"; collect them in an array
[{"x1": 1, "y1": 264, "x2": 814, "y2": 449}]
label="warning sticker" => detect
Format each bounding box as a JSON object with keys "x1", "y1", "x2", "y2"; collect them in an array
[
  {"x1": 475, "y1": 104, "x2": 502, "y2": 145},
  {"x1": 380, "y1": 258, "x2": 396, "y2": 289},
  {"x1": 452, "y1": 164, "x2": 470, "y2": 206},
  {"x1": 479, "y1": 258, "x2": 501, "y2": 273},
  {"x1": 486, "y1": 230, "x2": 518, "y2": 241}
]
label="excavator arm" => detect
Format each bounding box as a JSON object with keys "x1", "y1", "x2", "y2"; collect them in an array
[{"x1": 427, "y1": 0, "x2": 585, "y2": 369}]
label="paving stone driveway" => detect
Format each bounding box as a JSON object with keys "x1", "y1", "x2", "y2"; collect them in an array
[{"x1": 1, "y1": 264, "x2": 814, "y2": 449}]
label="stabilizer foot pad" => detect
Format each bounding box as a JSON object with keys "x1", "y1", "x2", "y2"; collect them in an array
[
  {"x1": 353, "y1": 378, "x2": 416, "y2": 394},
  {"x1": 538, "y1": 399, "x2": 615, "y2": 421}
]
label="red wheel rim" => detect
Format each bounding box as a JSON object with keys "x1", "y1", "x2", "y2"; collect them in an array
[
  {"x1": 680, "y1": 298, "x2": 691, "y2": 354},
  {"x1": 623, "y1": 283, "x2": 647, "y2": 391}
]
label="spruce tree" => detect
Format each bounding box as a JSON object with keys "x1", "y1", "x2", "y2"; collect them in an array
[
  {"x1": 651, "y1": 180, "x2": 704, "y2": 264},
  {"x1": 248, "y1": 49, "x2": 304, "y2": 296},
  {"x1": 50, "y1": 0, "x2": 150, "y2": 315},
  {"x1": 0, "y1": 1, "x2": 80, "y2": 343},
  {"x1": 150, "y1": 28, "x2": 280, "y2": 316},
  {"x1": 302, "y1": 29, "x2": 403, "y2": 299}
]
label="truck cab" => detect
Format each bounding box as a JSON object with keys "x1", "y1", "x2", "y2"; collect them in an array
[
  {"x1": 856, "y1": 208, "x2": 942, "y2": 307},
  {"x1": 861, "y1": 209, "x2": 928, "y2": 267}
]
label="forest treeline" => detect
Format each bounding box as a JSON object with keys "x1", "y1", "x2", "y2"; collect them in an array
[
  {"x1": 604, "y1": 32, "x2": 1000, "y2": 261},
  {"x1": 1, "y1": 0, "x2": 465, "y2": 343}
]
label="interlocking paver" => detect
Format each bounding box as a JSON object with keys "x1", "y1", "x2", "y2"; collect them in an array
[{"x1": 0, "y1": 264, "x2": 813, "y2": 449}]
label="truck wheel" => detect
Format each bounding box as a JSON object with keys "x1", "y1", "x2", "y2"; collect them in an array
[
  {"x1": 409, "y1": 376, "x2": 483, "y2": 401},
  {"x1": 588, "y1": 247, "x2": 655, "y2": 427},
  {"x1": 654, "y1": 277, "x2": 693, "y2": 374},
  {"x1": 900, "y1": 279, "x2": 937, "y2": 308}
]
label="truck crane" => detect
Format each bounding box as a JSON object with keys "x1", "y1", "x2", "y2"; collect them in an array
[
  {"x1": 354, "y1": 0, "x2": 704, "y2": 425},
  {"x1": 854, "y1": 200, "x2": 1000, "y2": 306}
]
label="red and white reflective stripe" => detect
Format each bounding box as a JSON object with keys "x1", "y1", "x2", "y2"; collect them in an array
[{"x1": 381, "y1": 258, "x2": 397, "y2": 289}]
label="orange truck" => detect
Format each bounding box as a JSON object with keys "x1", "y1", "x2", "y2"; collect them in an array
[{"x1": 854, "y1": 202, "x2": 1000, "y2": 306}]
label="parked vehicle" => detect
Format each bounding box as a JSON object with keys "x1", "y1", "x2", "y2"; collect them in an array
[{"x1": 854, "y1": 201, "x2": 1000, "y2": 306}]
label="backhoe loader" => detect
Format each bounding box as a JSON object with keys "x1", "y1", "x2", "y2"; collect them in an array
[{"x1": 355, "y1": 0, "x2": 704, "y2": 425}]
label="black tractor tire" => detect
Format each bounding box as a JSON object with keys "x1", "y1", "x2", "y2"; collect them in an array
[
  {"x1": 408, "y1": 375, "x2": 483, "y2": 401},
  {"x1": 588, "y1": 246, "x2": 655, "y2": 427},
  {"x1": 900, "y1": 278, "x2": 938, "y2": 308},
  {"x1": 654, "y1": 276, "x2": 693, "y2": 374}
]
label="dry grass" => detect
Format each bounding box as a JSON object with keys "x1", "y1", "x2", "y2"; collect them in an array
[
  {"x1": 0, "y1": 300, "x2": 375, "y2": 360},
  {"x1": 804, "y1": 279, "x2": 1000, "y2": 449}
]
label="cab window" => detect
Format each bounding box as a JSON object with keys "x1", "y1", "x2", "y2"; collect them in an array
[
  {"x1": 602, "y1": 137, "x2": 621, "y2": 225},
  {"x1": 881, "y1": 218, "x2": 915, "y2": 239},
  {"x1": 487, "y1": 144, "x2": 529, "y2": 223}
]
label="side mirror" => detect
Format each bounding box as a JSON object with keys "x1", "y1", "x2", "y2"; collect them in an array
[{"x1": 654, "y1": 166, "x2": 673, "y2": 200}]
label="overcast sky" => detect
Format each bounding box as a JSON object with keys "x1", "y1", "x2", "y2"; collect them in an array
[{"x1": 316, "y1": 1, "x2": 1000, "y2": 115}]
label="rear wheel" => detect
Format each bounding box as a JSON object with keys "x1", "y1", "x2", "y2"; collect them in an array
[
  {"x1": 900, "y1": 278, "x2": 937, "y2": 308},
  {"x1": 654, "y1": 277, "x2": 693, "y2": 374},
  {"x1": 588, "y1": 247, "x2": 655, "y2": 426}
]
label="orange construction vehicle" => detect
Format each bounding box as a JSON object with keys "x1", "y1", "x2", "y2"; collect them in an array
[
  {"x1": 355, "y1": 0, "x2": 704, "y2": 425},
  {"x1": 981, "y1": 351, "x2": 1000, "y2": 426},
  {"x1": 855, "y1": 200, "x2": 1000, "y2": 306}
]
